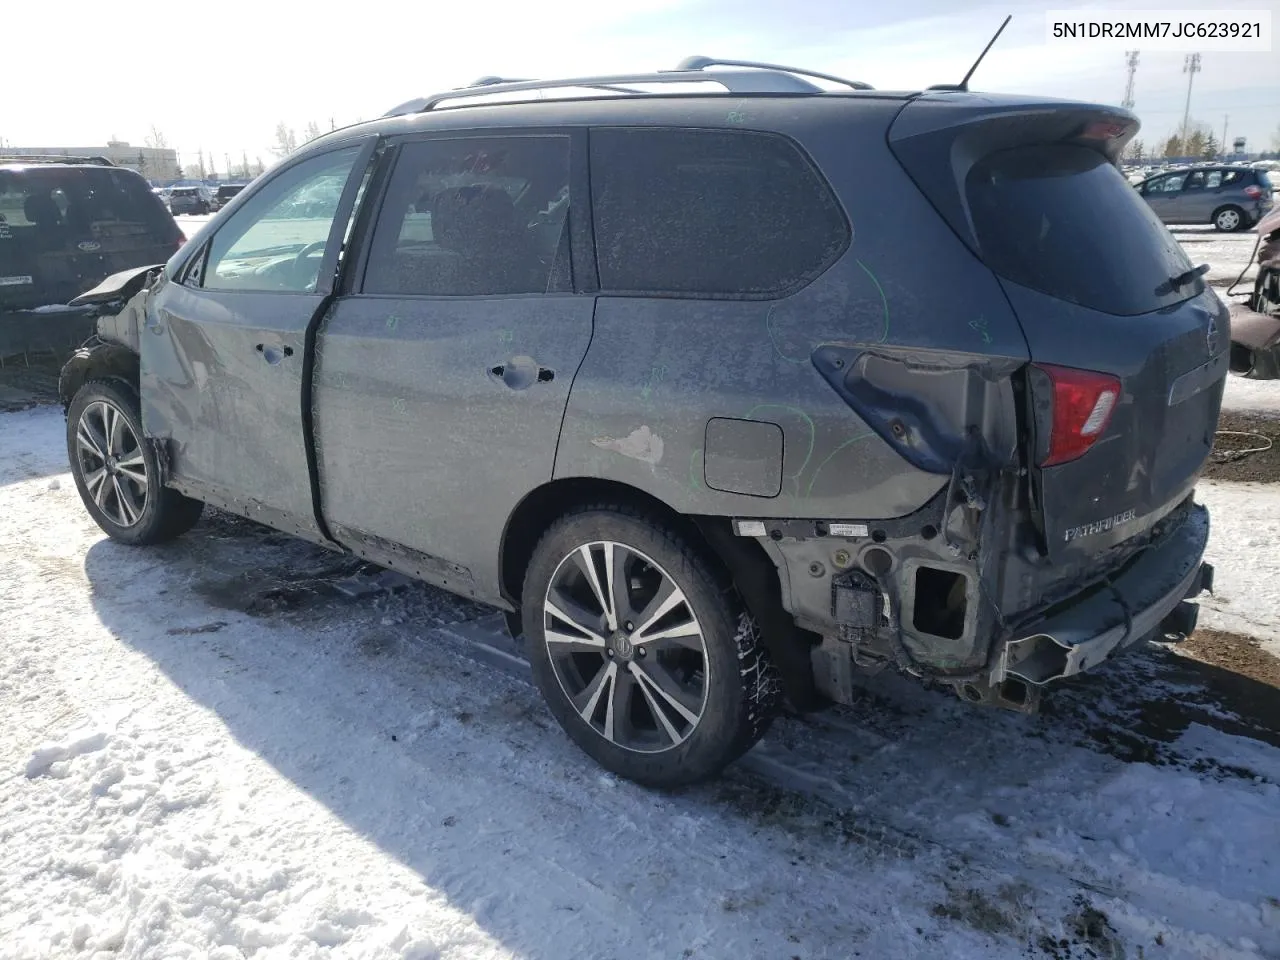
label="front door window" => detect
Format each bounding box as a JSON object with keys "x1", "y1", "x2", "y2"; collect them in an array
[{"x1": 202, "y1": 147, "x2": 360, "y2": 293}]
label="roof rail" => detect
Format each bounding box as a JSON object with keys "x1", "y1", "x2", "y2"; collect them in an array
[
  {"x1": 385, "y1": 56, "x2": 873, "y2": 116},
  {"x1": 674, "y1": 56, "x2": 872, "y2": 91},
  {"x1": 0, "y1": 154, "x2": 116, "y2": 167}
]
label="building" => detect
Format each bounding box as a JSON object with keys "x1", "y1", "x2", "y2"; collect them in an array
[{"x1": 0, "y1": 141, "x2": 180, "y2": 181}]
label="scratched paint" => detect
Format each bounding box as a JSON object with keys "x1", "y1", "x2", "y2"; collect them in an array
[
  {"x1": 592, "y1": 426, "x2": 664, "y2": 466},
  {"x1": 968, "y1": 316, "x2": 993, "y2": 344}
]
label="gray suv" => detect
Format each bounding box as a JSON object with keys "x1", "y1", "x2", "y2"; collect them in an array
[
  {"x1": 1136, "y1": 165, "x2": 1274, "y2": 231},
  {"x1": 58, "y1": 59, "x2": 1221, "y2": 787}
]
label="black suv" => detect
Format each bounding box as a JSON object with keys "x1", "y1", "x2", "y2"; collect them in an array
[
  {"x1": 211, "y1": 183, "x2": 248, "y2": 212},
  {"x1": 0, "y1": 156, "x2": 183, "y2": 360},
  {"x1": 58, "y1": 59, "x2": 1221, "y2": 787}
]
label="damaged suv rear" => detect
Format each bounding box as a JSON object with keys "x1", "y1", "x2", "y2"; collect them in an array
[{"x1": 59, "y1": 61, "x2": 1222, "y2": 787}]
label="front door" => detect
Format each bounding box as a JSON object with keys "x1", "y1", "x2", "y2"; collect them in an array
[
  {"x1": 1142, "y1": 173, "x2": 1186, "y2": 223},
  {"x1": 313, "y1": 133, "x2": 594, "y2": 601},
  {"x1": 141, "y1": 143, "x2": 370, "y2": 539}
]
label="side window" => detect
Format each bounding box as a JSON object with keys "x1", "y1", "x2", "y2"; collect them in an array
[
  {"x1": 1205, "y1": 171, "x2": 1223, "y2": 189},
  {"x1": 362, "y1": 136, "x2": 570, "y2": 297},
  {"x1": 203, "y1": 146, "x2": 361, "y2": 293},
  {"x1": 1184, "y1": 171, "x2": 1206, "y2": 191},
  {"x1": 1162, "y1": 174, "x2": 1188, "y2": 192},
  {"x1": 1222, "y1": 170, "x2": 1243, "y2": 186},
  {"x1": 589, "y1": 128, "x2": 849, "y2": 297}
]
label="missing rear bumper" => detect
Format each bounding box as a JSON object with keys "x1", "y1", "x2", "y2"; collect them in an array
[{"x1": 999, "y1": 506, "x2": 1212, "y2": 687}]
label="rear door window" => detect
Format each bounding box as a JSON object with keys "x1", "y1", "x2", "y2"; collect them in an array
[
  {"x1": 966, "y1": 144, "x2": 1196, "y2": 316},
  {"x1": 361, "y1": 136, "x2": 571, "y2": 297},
  {"x1": 588, "y1": 128, "x2": 849, "y2": 297}
]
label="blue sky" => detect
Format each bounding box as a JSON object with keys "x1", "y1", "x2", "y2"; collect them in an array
[{"x1": 4, "y1": 0, "x2": 1277, "y2": 172}]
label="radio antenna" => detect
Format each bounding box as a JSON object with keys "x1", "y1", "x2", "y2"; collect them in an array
[{"x1": 929, "y1": 15, "x2": 1012, "y2": 92}]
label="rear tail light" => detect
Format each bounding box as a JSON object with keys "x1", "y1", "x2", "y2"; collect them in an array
[
  {"x1": 1244, "y1": 185, "x2": 1264, "y2": 200},
  {"x1": 1035, "y1": 364, "x2": 1121, "y2": 467}
]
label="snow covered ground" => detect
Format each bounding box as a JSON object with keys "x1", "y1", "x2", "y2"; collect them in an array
[{"x1": 3, "y1": 398, "x2": 1280, "y2": 959}]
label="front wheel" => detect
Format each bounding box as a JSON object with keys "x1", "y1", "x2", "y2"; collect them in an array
[
  {"x1": 66, "y1": 379, "x2": 204, "y2": 544},
  {"x1": 523, "y1": 506, "x2": 780, "y2": 788}
]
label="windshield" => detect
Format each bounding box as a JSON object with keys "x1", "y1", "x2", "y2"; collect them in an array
[{"x1": 967, "y1": 144, "x2": 1196, "y2": 317}]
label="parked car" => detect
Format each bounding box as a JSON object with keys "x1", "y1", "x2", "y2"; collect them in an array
[
  {"x1": 1227, "y1": 207, "x2": 1280, "y2": 379},
  {"x1": 0, "y1": 156, "x2": 183, "y2": 359},
  {"x1": 58, "y1": 59, "x2": 1220, "y2": 787},
  {"x1": 1135, "y1": 165, "x2": 1274, "y2": 231},
  {"x1": 210, "y1": 183, "x2": 248, "y2": 212},
  {"x1": 167, "y1": 186, "x2": 211, "y2": 215}
]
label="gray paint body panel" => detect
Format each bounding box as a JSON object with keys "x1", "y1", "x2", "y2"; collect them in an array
[
  {"x1": 312, "y1": 294, "x2": 595, "y2": 604},
  {"x1": 141, "y1": 279, "x2": 322, "y2": 539}
]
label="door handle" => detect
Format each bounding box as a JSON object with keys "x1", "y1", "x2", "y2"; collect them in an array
[
  {"x1": 488, "y1": 356, "x2": 554, "y2": 390},
  {"x1": 256, "y1": 343, "x2": 294, "y2": 365}
]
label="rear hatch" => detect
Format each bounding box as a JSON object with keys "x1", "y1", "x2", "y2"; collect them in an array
[
  {"x1": 889, "y1": 97, "x2": 1226, "y2": 568},
  {"x1": 0, "y1": 165, "x2": 183, "y2": 310}
]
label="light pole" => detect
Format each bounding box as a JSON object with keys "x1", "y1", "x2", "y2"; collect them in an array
[
  {"x1": 1180, "y1": 53, "x2": 1201, "y2": 149},
  {"x1": 1122, "y1": 50, "x2": 1139, "y2": 109}
]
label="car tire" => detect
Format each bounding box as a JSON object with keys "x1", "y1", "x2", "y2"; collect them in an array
[
  {"x1": 522, "y1": 505, "x2": 780, "y2": 788},
  {"x1": 66, "y1": 379, "x2": 204, "y2": 545},
  {"x1": 1213, "y1": 205, "x2": 1246, "y2": 232}
]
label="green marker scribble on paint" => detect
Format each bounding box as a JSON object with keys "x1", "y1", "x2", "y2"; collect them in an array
[
  {"x1": 689, "y1": 447, "x2": 704, "y2": 491},
  {"x1": 766, "y1": 305, "x2": 809, "y2": 364},
  {"x1": 968, "y1": 316, "x2": 992, "y2": 344},
  {"x1": 744, "y1": 403, "x2": 816, "y2": 498},
  {"x1": 856, "y1": 259, "x2": 889, "y2": 343},
  {"x1": 805, "y1": 432, "x2": 874, "y2": 498},
  {"x1": 386, "y1": 314, "x2": 401, "y2": 332}
]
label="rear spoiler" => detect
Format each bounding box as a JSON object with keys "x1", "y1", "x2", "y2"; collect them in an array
[
  {"x1": 69, "y1": 264, "x2": 164, "y2": 307},
  {"x1": 887, "y1": 95, "x2": 1138, "y2": 259}
]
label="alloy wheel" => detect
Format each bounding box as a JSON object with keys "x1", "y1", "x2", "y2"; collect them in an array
[
  {"x1": 75, "y1": 400, "x2": 148, "y2": 527},
  {"x1": 1217, "y1": 208, "x2": 1241, "y2": 231},
  {"x1": 542, "y1": 541, "x2": 709, "y2": 754}
]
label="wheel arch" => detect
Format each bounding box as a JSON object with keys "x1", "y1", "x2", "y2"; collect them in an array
[
  {"x1": 500, "y1": 476, "x2": 823, "y2": 710},
  {"x1": 58, "y1": 341, "x2": 140, "y2": 411}
]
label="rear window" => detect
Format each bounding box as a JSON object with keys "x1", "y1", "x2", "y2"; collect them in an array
[
  {"x1": 589, "y1": 128, "x2": 849, "y2": 297},
  {"x1": 0, "y1": 166, "x2": 178, "y2": 240},
  {"x1": 966, "y1": 145, "x2": 1195, "y2": 316}
]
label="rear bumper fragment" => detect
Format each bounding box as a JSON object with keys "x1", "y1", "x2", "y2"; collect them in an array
[{"x1": 1000, "y1": 502, "x2": 1210, "y2": 686}]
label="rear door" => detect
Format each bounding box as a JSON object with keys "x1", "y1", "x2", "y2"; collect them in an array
[
  {"x1": 141, "y1": 142, "x2": 372, "y2": 540},
  {"x1": 890, "y1": 104, "x2": 1226, "y2": 567},
  {"x1": 1180, "y1": 170, "x2": 1216, "y2": 222},
  {"x1": 312, "y1": 132, "x2": 593, "y2": 600}
]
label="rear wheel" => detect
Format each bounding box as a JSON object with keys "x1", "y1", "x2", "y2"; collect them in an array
[
  {"x1": 66, "y1": 379, "x2": 204, "y2": 544},
  {"x1": 1213, "y1": 205, "x2": 1245, "y2": 232},
  {"x1": 523, "y1": 506, "x2": 780, "y2": 788}
]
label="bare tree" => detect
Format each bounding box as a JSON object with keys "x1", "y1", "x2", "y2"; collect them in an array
[
  {"x1": 271, "y1": 123, "x2": 298, "y2": 157},
  {"x1": 303, "y1": 121, "x2": 323, "y2": 143},
  {"x1": 1272, "y1": 122, "x2": 1280, "y2": 152},
  {"x1": 1125, "y1": 139, "x2": 1146, "y2": 162},
  {"x1": 1163, "y1": 134, "x2": 1184, "y2": 158},
  {"x1": 145, "y1": 125, "x2": 168, "y2": 150}
]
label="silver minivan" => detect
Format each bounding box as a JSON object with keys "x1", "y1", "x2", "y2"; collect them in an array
[{"x1": 1136, "y1": 165, "x2": 1274, "y2": 231}]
